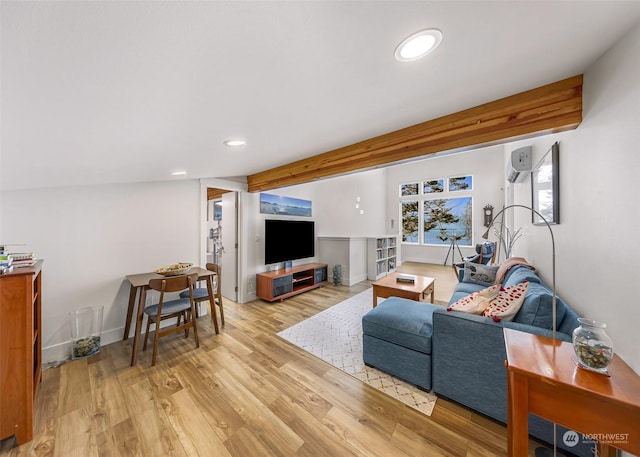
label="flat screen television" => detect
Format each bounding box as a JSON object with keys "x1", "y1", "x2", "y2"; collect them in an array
[{"x1": 264, "y1": 219, "x2": 315, "y2": 265}]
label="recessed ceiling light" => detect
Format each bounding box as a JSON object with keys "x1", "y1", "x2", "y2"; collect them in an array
[
  {"x1": 395, "y1": 29, "x2": 443, "y2": 62},
  {"x1": 224, "y1": 139, "x2": 246, "y2": 147},
  {"x1": 171, "y1": 171, "x2": 187, "y2": 176}
]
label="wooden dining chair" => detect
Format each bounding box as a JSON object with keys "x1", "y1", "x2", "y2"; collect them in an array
[
  {"x1": 143, "y1": 272, "x2": 199, "y2": 366},
  {"x1": 180, "y1": 263, "x2": 225, "y2": 329}
]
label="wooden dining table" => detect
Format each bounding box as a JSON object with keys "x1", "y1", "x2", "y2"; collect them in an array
[{"x1": 124, "y1": 267, "x2": 219, "y2": 366}]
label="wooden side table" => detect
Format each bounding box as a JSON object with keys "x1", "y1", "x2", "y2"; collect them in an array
[{"x1": 503, "y1": 328, "x2": 640, "y2": 457}]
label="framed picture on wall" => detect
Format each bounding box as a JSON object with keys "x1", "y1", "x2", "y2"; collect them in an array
[
  {"x1": 531, "y1": 141, "x2": 559, "y2": 225},
  {"x1": 259, "y1": 193, "x2": 312, "y2": 216}
]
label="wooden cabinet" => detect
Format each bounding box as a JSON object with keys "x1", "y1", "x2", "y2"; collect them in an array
[
  {"x1": 0, "y1": 260, "x2": 43, "y2": 444},
  {"x1": 256, "y1": 263, "x2": 327, "y2": 302},
  {"x1": 367, "y1": 236, "x2": 398, "y2": 280}
]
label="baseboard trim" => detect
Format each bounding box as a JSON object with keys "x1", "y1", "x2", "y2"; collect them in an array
[
  {"x1": 344, "y1": 273, "x2": 367, "y2": 286},
  {"x1": 43, "y1": 326, "x2": 124, "y2": 366},
  {"x1": 42, "y1": 306, "x2": 213, "y2": 366},
  {"x1": 402, "y1": 256, "x2": 450, "y2": 265}
]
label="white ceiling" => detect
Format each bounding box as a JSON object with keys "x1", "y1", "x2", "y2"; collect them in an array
[{"x1": 2, "y1": 1, "x2": 640, "y2": 191}]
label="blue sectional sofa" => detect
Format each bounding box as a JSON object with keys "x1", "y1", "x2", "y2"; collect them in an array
[{"x1": 363, "y1": 265, "x2": 595, "y2": 457}]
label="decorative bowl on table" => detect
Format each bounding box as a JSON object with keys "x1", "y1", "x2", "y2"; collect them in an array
[{"x1": 154, "y1": 263, "x2": 193, "y2": 276}]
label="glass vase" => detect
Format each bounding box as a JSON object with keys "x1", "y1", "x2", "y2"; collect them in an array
[
  {"x1": 572, "y1": 318, "x2": 614, "y2": 374},
  {"x1": 69, "y1": 306, "x2": 103, "y2": 360}
]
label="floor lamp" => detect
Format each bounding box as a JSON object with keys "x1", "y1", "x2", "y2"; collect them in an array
[{"x1": 482, "y1": 203, "x2": 558, "y2": 457}]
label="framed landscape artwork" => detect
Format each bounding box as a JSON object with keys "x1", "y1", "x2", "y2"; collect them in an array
[
  {"x1": 531, "y1": 142, "x2": 559, "y2": 225},
  {"x1": 260, "y1": 193, "x2": 312, "y2": 217}
]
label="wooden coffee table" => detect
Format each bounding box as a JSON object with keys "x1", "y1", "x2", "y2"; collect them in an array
[{"x1": 372, "y1": 273, "x2": 435, "y2": 307}]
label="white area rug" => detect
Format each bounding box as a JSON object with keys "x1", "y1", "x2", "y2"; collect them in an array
[{"x1": 277, "y1": 288, "x2": 437, "y2": 416}]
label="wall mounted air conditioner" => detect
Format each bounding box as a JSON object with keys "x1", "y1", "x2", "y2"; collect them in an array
[{"x1": 506, "y1": 146, "x2": 532, "y2": 183}]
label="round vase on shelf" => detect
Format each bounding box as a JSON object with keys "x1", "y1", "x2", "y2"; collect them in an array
[{"x1": 572, "y1": 318, "x2": 614, "y2": 374}]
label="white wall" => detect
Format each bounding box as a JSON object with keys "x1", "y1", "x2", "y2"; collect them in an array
[
  {"x1": 318, "y1": 237, "x2": 368, "y2": 286},
  {"x1": 384, "y1": 145, "x2": 506, "y2": 264},
  {"x1": 0, "y1": 4, "x2": 2, "y2": 243},
  {"x1": 506, "y1": 21, "x2": 640, "y2": 374},
  {"x1": 240, "y1": 168, "x2": 387, "y2": 301},
  {"x1": 1, "y1": 180, "x2": 201, "y2": 363},
  {"x1": 302, "y1": 167, "x2": 387, "y2": 238}
]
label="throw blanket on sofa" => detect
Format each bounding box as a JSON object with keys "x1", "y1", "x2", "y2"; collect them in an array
[{"x1": 495, "y1": 257, "x2": 535, "y2": 284}]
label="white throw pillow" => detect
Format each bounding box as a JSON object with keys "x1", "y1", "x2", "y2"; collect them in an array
[
  {"x1": 462, "y1": 261, "x2": 499, "y2": 286},
  {"x1": 447, "y1": 284, "x2": 501, "y2": 315},
  {"x1": 482, "y1": 281, "x2": 530, "y2": 321}
]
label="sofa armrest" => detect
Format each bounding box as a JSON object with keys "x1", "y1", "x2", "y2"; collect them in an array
[
  {"x1": 502, "y1": 321, "x2": 573, "y2": 343},
  {"x1": 432, "y1": 309, "x2": 574, "y2": 422},
  {"x1": 431, "y1": 308, "x2": 595, "y2": 457},
  {"x1": 432, "y1": 308, "x2": 509, "y2": 422}
]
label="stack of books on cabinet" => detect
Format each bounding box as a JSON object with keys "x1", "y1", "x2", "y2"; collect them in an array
[
  {"x1": 367, "y1": 236, "x2": 398, "y2": 280},
  {"x1": 0, "y1": 245, "x2": 37, "y2": 273},
  {"x1": 10, "y1": 252, "x2": 37, "y2": 268}
]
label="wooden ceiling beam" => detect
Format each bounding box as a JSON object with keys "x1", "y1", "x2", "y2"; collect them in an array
[
  {"x1": 207, "y1": 187, "x2": 229, "y2": 200},
  {"x1": 247, "y1": 74, "x2": 582, "y2": 192}
]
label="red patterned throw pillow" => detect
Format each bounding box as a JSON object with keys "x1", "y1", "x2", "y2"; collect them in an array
[
  {"x1": 447, "y1": 284, "x2": 501, "y2": 315},
  {"x1": 482, "y1": 281, "x2": 530, "y2": 322}
]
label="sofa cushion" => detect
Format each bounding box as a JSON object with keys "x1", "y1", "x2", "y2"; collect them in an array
[
  {"x1": 448, "y1": 284, "x2": 500, "y2": 314},
  {"x1": 558, "y1": 305, "x2": 580, "y2": 335},
  {"x1": 503, "y1": 265, "x2": 541, "y2": 287},
  {"x1": 462, "y1": 262, "x2": 499, "y2": 286},
  {"x1": 362, "y1": 297, "x2": 437, "y2": 354},
  {"x1": 513, "y1": 282, "x2": 567, "y2": 330},
  {"x1": 452, "y1": 281, "x2": 487, "y2": 297},
  {"x1": 482, "y1": 281, "x2": 529, "y2": 321}
]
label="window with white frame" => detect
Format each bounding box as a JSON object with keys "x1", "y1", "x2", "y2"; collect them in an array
[{"x1": 399, "y1": 176, "x2": 474, "y2": 247}]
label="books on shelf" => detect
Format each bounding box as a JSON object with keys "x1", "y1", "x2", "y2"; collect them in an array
[{"x1": 396, "y1": 274, "x2": 416, "y2": 284}]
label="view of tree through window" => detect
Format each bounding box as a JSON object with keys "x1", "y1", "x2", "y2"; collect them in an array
[
  {"x1": 423, "y1": 197, "x2": 472, "y2": 246},
  {"x1": 400, "y1": 176, "x2": 473, "y2": 247},
  {"x1": 401, "y1": 201, "x2": 419, "y2": 242},
  {"x1": 423, "y1": 179, "x2": 444, "y2": 193},
  {"x1": 449, "y1": 176, "x2": 473, "y2": 191},
  {"x1": 400, "y1": 183, "x2": 419, "y2": 196}
]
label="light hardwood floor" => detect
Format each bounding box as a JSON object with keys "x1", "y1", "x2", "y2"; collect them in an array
[{"x1": 2, "y1": 262, "x2": 544, "y2": 457}]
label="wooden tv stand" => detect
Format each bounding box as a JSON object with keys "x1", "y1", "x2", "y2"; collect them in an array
[{"x1": 256, "y1": 263, "x2": 327, "y2": 302}]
